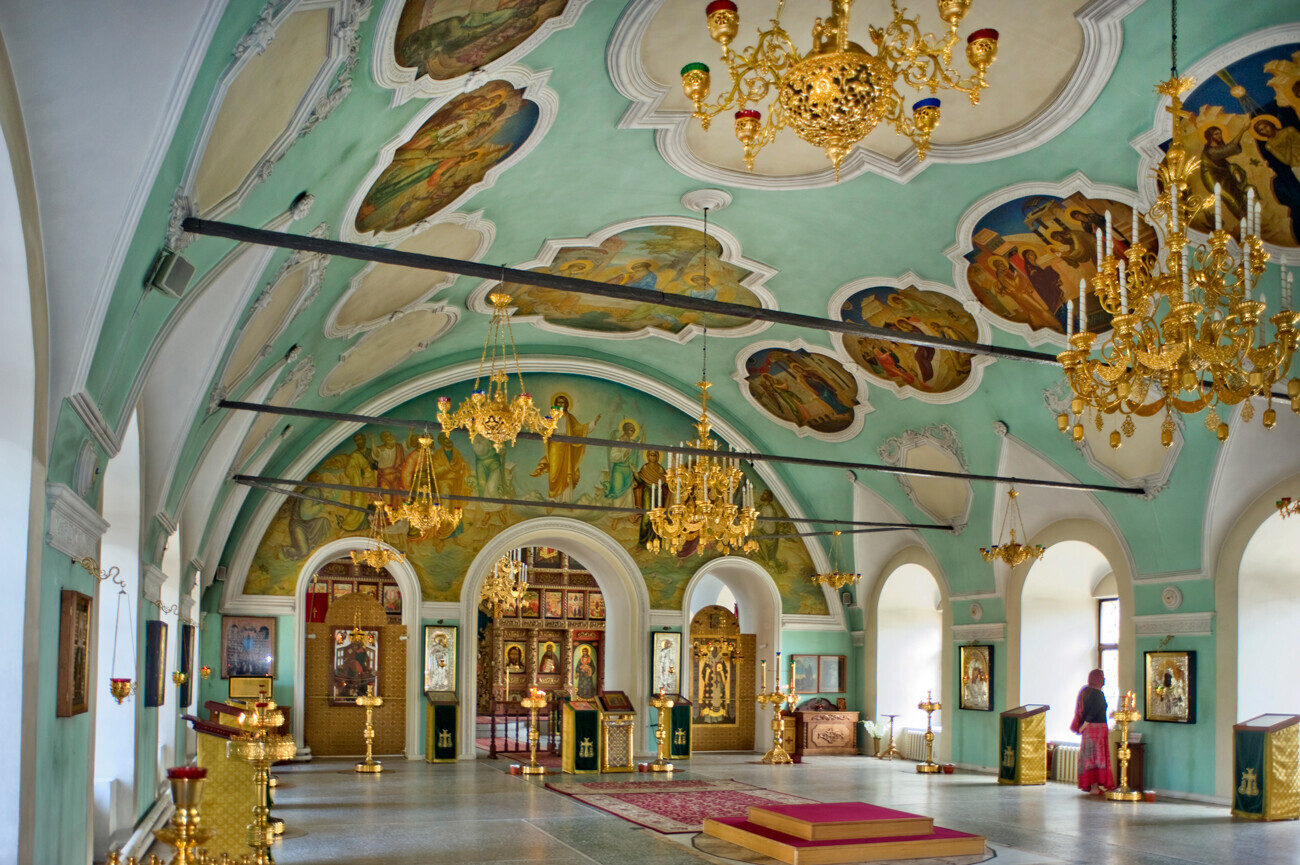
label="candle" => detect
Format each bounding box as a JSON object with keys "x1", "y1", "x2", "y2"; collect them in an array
[
  {"x1": 1283, "y1": 266, "x2": 1292, "y2": 311},
  {"x1": 1132, "y1": 205, "x2": 1139, "y2": 250},
  {"x1": 1105, "y1": 210, "x2": 1113, "y2": 257},
  {"x1": 1079, "y1": 278, "x2": 1088, "y2": 332},
  {"x1": 1172, "y1": 180, "x2": 1179, "y2": 230},
  {"x1": 1214, "y1": 182, "x2": 1222, "y2": 231},
  {"x1": 1246, "y1": 187, "x2": 1255, "y2": 238},
  {"x1": 761, "y1": 659, "x2": 768, "y2": 692},
  {"x1": 1244, "y1": 250, "x2": 1252, "y2": 301},
  {"x1": 790, "y1": 661, "x2": 796, "y2": 690},
  {"x1": 1181, "y1": 247, "x2": 1189, "y2": 302},
  {"x1": 1119, "y1": 261, "x2": 1128, "y2": 313},
  {"x1": 1095, "y1": 228, "x2": 1103, "y2": 270},
  {"x1": 1066, "y1": 300, "x2": 1073, "y2": 338}
]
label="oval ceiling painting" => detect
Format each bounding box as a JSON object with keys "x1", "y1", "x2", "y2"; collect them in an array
[
  {"x1": 355, "y1": 79, "x2": 538, "y2": 234},
  {"x1": 962, "y1": 192, "x2": 1156, "y2": 334},
  {"x1": 502, "y1": 225, "x2": 764, "y2": 336},
  {"x1": 838, "y1": 285, "x2": 978, "y2": 394},
  {"x1": 395, "y1": 0, "x2": 572, "y2": 81},
  {"x1": 1169, "y1": 44, "x2": 1300, "y2": 246},
  {"x1": 743, "y1": 348, "x2": 859, "y2": 435}
]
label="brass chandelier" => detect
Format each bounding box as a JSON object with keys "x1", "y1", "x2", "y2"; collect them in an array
[
  {"x1": 1056, "y1": 4, "x2": 1298, "y2": 448},
  {"x1": 481, "y1": 549, "x2": 529, "y2": 618},
  {"x1": 388, "y1": 431, "x2": 462, "y2": 534},
  {"x1": 979, "y1": 488, "x2": 1044, "y2": 568},
  {"x1": 350, "y1": 499, "x2": 405, "y2": 570},
  {"x1": 1279, "y1": 497, "x2": 1300, "y2": 520},
  {"x1": 439, "y1": 292, "x2": 563, "y2": 452},
  {"x1": 681, "y1": 0, "x2": 999, "y2": 176},
  {"x1": 812, "y1": 530, "x2": 861, "y2": 589}
]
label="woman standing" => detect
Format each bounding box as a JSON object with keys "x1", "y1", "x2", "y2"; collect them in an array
[{"x1": 1070, "y1": 669, "x2": 1115, "y2": 794}]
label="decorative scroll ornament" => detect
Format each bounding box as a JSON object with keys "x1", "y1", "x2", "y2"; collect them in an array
[
  {"x1": 1056, "y1": 5, "x2": 1298, "y2": 447},
  {"x1": 350, "y1": 499, "x2": 404, "y2": 570},
  {"x1": 812, "y1": 531, "x2": 861, "y2": 590},
  {"x1": 979, "y1": 488, "x2": 1044, "y2": 568},
  {"x1": 439, "y1": 292, "x2": 563, "y2": 451},
  {"x1": 388, "y1": 432, "x2": 461, "y2": 534},
  {"x1": 681, "y1": 0, "x2": 998, "y2": 177}
]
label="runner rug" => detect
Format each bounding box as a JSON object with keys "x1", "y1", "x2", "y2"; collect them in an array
[{"x1": 544, "y1": 778, "x2": 816, "y2": 834}]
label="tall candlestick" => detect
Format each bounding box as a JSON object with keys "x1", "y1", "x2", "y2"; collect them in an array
[
  {"x1": 1078, "y1": 279, "x2": 1087, "y2": 332},
  {"x1": 1095, "y1": 228, "x2": 1103, "y2": 270},
  {"x1": 1119, "y1": 261, "x2": 1128, "y2": 312},
  {"x1": 775, "y1": 651, "x2": 781, "y2": 687},
  {"x1": 1214, "y1": 183, "x2": 1222, "y2": 231},
  {"x1": 761, "y1": 660, "x2": 768, "y2": 692},
  {"x1": 1105, "y1": 210, "x2": 1113, "y2": 257},
  {"x1": 1066, "y1": 300, "x2": 1073, "y2": 338}
]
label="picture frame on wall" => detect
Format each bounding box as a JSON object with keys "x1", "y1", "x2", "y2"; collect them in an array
[
  {"x1": 143, "y1": 620, "x2": 168, "y2": 708},
  {"x1": 332, "y1": 581, "x2": 354, "y2": 600},
  {"x1": 1145, "y1": 650, "x2": 1196, "y2": 723},
  {"x1": 587, "y1": 592, "x2": 605, "y2": 620},
  {"x1": 221, "y1": 616, "x2": 276, "y2": 678},
  {"x1": 565, "y1": 590, "x2": 585, "y2": 619},
  {"x1": 331, "y1": 625, "x2": 379, "y2": 705},
  {"x1": 56, "y1": 590, "x2": 92, "y2": 717},
  {"x1": 423, "y1": 624, "x2": 456, "y2": 693},
  {"x1": 520, "y1": 590, "x2": 540, "y2": 619},
  {"x1": 792, "y1": 655, "x2": 818, "y2": 693},
  {"x1": 382, "y1": 584, "x2": 402, "y2": 615},
  {"x1": 959, "y1": 644, "x2": 993, "y2": 711},
  {"x1": 819, "y1": 655, "x2": 845, "y2": 693},
  {"x1": 542, "y1": 590, "x2": 564, "y2": 619},
  {"x1": 179, "y1": 623, "x2": 195, "y2": 708},
  {"x1": 651, "y1": 631, "x2": 681, "y2": 695}
]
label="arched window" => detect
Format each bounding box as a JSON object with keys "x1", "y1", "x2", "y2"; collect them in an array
[
  {"x1": 1238, "y1": 511, "x2": 1300, "y2": 719},
  {"x1": 875, "y1": 563, "x2": 942, "y2": 729}
]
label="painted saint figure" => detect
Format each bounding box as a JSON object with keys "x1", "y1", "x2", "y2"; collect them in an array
[
  {"x1": 532, "y1": 393, "x2": 599, "y2": 501},
  {"x1": 574, "y1": 645, "x2": 597, "y2": 698}
]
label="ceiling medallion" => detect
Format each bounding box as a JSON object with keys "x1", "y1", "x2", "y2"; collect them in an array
[
  {"x1": 811, "y1": 530, "x2": 861, "y2": 590},
  {"x1": 979, "y1": 488, "x2": 1044, "y2": 568},
  {"x1": 388, "y1": 432, "x2": 462, "y2": 534},
  {"x1": 439, "y1": 291, "x2": 563, "y2": 452},
  {"x1": 681, "y1": 0, "x2": 998, "y2": 178},
  {"x1": 350, "y1": 499, "x2": 405, "y2": 570},
  {"x1": 1056, "y1": 4, "x2": 1298, "y2": 447}
]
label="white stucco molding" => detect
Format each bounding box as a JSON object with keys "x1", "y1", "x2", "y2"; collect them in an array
[
  {"x1": 878, "y1": 423, "x2": 973, "y2": 534},
  {"x1": 608, "y1": 0, "x2": 1139, "y2": 189},
  {"x1": 68, "y1": 392, "x2": 122, "y2": 458},
  {"x1": 730, "y1": 336, "x2": 873, "y2": 443},
  {"x1": 1133, "y1": 612, "x2": 1214, "y2": 637},
  {"x1": 1131, "y1": 568, "x2": 1208, "y2": 584},
  {"x1": 142, "y1": 564, "x2": 168, "y2": 603},
  {"x1": 45, "y1": 483, "x2": 111, "y2": 562},
  {"x1": 952, "y1": 623, "x2": 1007, "y2": 643}
]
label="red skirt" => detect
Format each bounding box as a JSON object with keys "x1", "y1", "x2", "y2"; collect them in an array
[{"x1": 1077, "y1": 722, "x2": 1114, "y2": 791}]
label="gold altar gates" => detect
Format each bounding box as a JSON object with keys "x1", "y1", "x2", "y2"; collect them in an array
[
  {"x1": 1232, "y1": 714, "x2": 1300, "y2": 821},
  {"x1": 688, "y1": 606, "x2": 756, "y2": 751},
  {"x1": 999, "y1": 704, "x2": 1049, "y2": 785}
]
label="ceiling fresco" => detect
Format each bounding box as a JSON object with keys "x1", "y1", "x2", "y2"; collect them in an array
[
  {"x1": 393, "y1": 0, "x2": 573, "y2": 81},
  {"x1": 738, "y1": 345, "x2": 863, "y2": 440},
  {"x1": 318, "y1": 305, "x2": 459, "y2": 396}
]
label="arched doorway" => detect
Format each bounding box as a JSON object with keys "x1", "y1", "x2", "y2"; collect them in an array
[
  {"x1": 874, "y1": 563, "x2": 943, "y2": 731},
  {"x1": 1237, "y1": 510, "x2": 1300, "y2": 719},
  {"x1": 458, "y1": 517, "x2": 650, "y2": 757}
]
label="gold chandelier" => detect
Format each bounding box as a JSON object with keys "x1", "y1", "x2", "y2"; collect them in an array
[
  {"x1": 812, "y1": 530, "x2": 861, "y2": 589},
  {"x1": 681, "y1": 0, "x2": 999, "y2": 176},
  {"x1": 480, "y1": 549, "x2": 529, "y2": 618},
  {"x1": 388, "y1": 431, "x2": 462, "y2": 534},
  {"x1": 979, "y1": 488, "x2": 1044, "y2": 568},
  {"x1": 439, "y1": 292, "x2": 563, "y2": 452},
  {"x1": 1056, "y1": 7, "x2": 1298, "y2": 448},
  {"x1": 1279, "y1": 497, "x2": 1300, "y2": 519},
  {"x1": 350, "y1": 499, "x2": 405, "y2": 570}
]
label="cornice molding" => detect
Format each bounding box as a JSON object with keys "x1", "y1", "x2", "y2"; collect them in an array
[
  {"x1": 1133, "y1": 612, "x2": 1214, "y2": 637},
  {"x1": 67, "y1": 392, "x2": 121, "y2": 458},
  {"x1": 142, "y1": 564, "x2": 168, "y2": 601},
  {"x1": 952, "y1": 623, "x2": 1006, "y2": 643},
  {"x1": 45, "y1": 483, "x2": 110, "y2": 562}
]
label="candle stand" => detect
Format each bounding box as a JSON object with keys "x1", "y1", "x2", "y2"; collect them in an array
[
  {"x1": 152, "y1": 767, "x2": 213, "y2": 865},
  {"x1": 354, "y1": 685, "x2": 384, "y2": 774},
  {"x1": 648, "y1": 690, "x2": 675, "y2": 772},
  {"x1": 916, "y1": 692, "x2": 942, "y2": 774},
  {"x1": 758, "y1": 682, "x2": 798, "y2": 765},
  {"x1": 227, "y1": 699, "x2": 297, "y2": 865},
  {"x1": 879, "y1": 713, "x2": 902, "y2": 760},
  {"x1": 515, "y1": 688, "x2": 548, "y2": 775},
  {"x1": 1107, "y1": 694, "x2": 1143, "y2": 802}
]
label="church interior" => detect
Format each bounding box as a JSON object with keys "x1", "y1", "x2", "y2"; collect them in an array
[{"x1": 4, "y1": 1, "x2": 1300, "y2": 863}]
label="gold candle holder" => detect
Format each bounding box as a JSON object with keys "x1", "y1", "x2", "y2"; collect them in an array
[
  {"x1": 879, "y1": 713, "x2": 902, "y2": 760},
  {"x1": 109, "y1": 677, "x2": 133, "y2": 704},
  {"x1": 199, "y1": 666, "x2": 211, "y2": 680},
  {"x1": 648, "y1": 688, "x2": 675, "y2": 772},
  {"x1": 227, "y1": 700, "x2": 296, "y2": 865},
  {"x1": 173, "y1": 671, "x2": 188, "y2": 687},
  {"x1": 153, "y1": 767, "x2": 213, "y2": 865},
  {"x1": 1106, "y1": 692, "x2": 1143, "y2": 802},
  {"x1": 355, "y1": 684, "x2": 384, "y2": 774},
  {"x1": 916, "y1": 692, "x2": 942, "y2": 774},
  {"x1": 516, "y1": 687, "x2": 548, "y2": 775},
  {"x1": 758, "y1": 673, "x2": 797, "y2": 765}
]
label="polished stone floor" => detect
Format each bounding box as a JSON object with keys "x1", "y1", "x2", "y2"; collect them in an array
[{"x1": 257, "y1": 754, "x2": 1299, "y2": 865}]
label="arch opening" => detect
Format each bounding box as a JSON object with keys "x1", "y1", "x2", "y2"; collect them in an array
[{"x1": 875, "y1": 563, "x2": 942, "y2": 731}]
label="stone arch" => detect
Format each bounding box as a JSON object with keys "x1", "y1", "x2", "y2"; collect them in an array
[
  {"x1": 681, "y1": 557, "x2": 782, "y2": 750},
  {"x1": 290, "y1": 537, "x2": 423, "y2": 760},
  {"x1": 457, "y1": 517, "x2": 651, "y2": 757}
]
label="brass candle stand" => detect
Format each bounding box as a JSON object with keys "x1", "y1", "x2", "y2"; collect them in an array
[
  {"x1": 879, "y1": 713, "x2": 902, "y2": 760},
  {"x1": 515, "y1": 687, "x2": 548, "y2": 775},
  {"x1": 916, "y1": 692, "x2": 942, "y2": 774},
  {"x1": 354, "y1": 685, "x2": 384, "y2": 774},
  {"x1": 758, "y1": 682, "x2": 798, "y2": 765},
  {"x1": 152, "y1": 767, "x2": 213, "y2": 865},
  {"x1": 226, "y1": 700, "x2": 297, "y2": 865},
  {"x1": 1107, "y1": 693, "x2": 1143, "y2": 802},
  {"x1": 648, "y1": 689, "x2": 675, "y2": 772}
]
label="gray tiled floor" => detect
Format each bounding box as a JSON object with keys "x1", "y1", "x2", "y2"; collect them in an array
[{"x1": 257, "y1": 754, "x2": 1300, "y2": 864}]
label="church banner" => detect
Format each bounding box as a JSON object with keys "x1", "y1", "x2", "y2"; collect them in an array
[
  {"x1": 1233, "y1": 728, "x2": 1267, "y2": 818},
  {"x1": 999, "y1": 715, "x2": 1019, "y2": 782},
  {"x1": 562, "y1": 701, "x2": 600, "y2": 774}
]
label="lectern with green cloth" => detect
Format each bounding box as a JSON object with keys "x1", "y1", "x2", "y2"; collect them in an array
[
  {"x1": 1232, "y1": 714, "x2": 1299, "y2": 821},
  {"x1": 998, "y1": 704, "x2": 1049, "y2": 785},
  {"x1": 425, "y1": 691, "x2": 458, "y2": 763},
  {"x1": 668, "y1": 695, "x2": 692, "y2": 760},
  {"x1": 562, "y1": 700, "x2": 601, "y2": 774}
]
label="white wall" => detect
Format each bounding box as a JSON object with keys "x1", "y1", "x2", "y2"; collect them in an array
[
  {"x1": 156, "y1": 535, "x2": 182, "y2": 786},
  {"x1": 876, "y1": 564, "x2": 941, "y2": 729},
  {"x1": 1021, "y1": 541, "x2": 1110, "y2": 740},
  {"x1": 1238, "y1": 511, "x2": 1300, "y2": 720},
  {"x1": 687, "y1": 574, "x2": 735, "y2": 620}
]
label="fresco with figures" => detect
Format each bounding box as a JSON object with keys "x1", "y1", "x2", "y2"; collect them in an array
[
  {"x1": 1168, "y1": 44, "x2": 1300, "y2": 247},
  {"x1": 244, "y1": 374, "x2": 828, "y2": 615},
  {"x1": 837, "y1": 285, "x2": 978, "y2": 394},
  {"x1": 963, "y1": 193, "x2": 1158, "y2": 334},
  {"x1": 355, "y1": 79, "x2": 538, "y2": 234},
  {"x1": 501, "y1": 225, "x2": 763, "y2": 335},
  {"x1": 742, "y1": 347, "x2": 859, "y2": 433},
  {"x1": 394, "y1": 0, "x2": 572, "y2": 81}
]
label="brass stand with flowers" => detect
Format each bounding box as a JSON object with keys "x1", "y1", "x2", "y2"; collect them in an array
[
  {"x1": 355, "y1": 685, "x2": 384, "y2": 774},
  {"x1": 227, "y1": 699, "x2": 297, "y2": 865},
  {"x1": 916, "y1": 692, "x2": 942, "y2": 774},
  {"x1": 1107, "y1": 692, "x2": 1143, "y2": 802},
  {"x1": 153, "y1": 766, "x2": 213, "y2": 865},
  {"x1": 649, "y1": 688, "x2": 675, "y2": 772},
  {"x1": 516, "y1": 687, "x2": 548, "y2": 775}
]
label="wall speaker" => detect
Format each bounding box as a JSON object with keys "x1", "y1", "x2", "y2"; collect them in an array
[{"x1": 146, "y1": 248, "x2": 195, "y2": 299}]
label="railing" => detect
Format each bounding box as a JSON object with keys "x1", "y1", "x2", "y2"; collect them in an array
[{"x1": 483, "y1": 700, "x2": 560, "y2": 758}]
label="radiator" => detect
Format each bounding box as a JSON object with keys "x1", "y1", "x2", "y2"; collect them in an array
[
  {"x1": 897, "y1": 728, "x2": 937, "y2": 762},
  {"x1": 1052, "y1": 742, "x2": 1080, "y2": 783}
]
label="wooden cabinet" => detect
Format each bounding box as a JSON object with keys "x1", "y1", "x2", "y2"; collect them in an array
[{"x1": 794, "y1": 710, "x2": 859, "y2": 756}]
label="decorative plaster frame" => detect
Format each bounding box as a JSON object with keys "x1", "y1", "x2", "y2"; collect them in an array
[
  {"x1": 1133, "y1": 612, "x2": 1214, "y2": 637},
  {"x1": 167, "y1": 0, "x2": 371, "y2": 248},
  {"x1": 467, "y1": 215, "x2": 778, "y2": 344},
  {"x1": 878, "y1": 424, "x2": 973, "y2": 534},
  {"x1": 324, "y1": 211, "x2": 493, "y2": 339},
  {"x1": 1131, "y1": 23, "x2": 1300, "y2": 266},
  {"x1": 317, "y1": 302, "x2": 460, "y2": 397},
  {"x1": 952, "y1": 623, "x2": 1006, "y2": 643},
  {"x1": 339, "y1": 65, "x2": 558, "y2": 247},
  {"x1": 208, "y1": 224, "x2": 330, "y2": 411},
  {"x1": 607, "y1": 0, "x2": 1140, "y2": 189},
  {"x1": 371, "y1": 0, "x2": 592, "y2": 105},
  {"x1": 231, "y1": 354, "x2": 317, "y2": 474},
  {"x1": 827, "y1": 271, "x2": 994, "y2": 404},
  {"x1": 943, "y1": 171, "x2": 1144, "y2": 348},
  {"x1": 730, "y1": 337, "x2": 873, "y2": 442},
  {"x1": 1040, "y1": 378, "x2": 1184, "y2": 498},
  {"x1": 45, "y1": 483, "x2": 110, "y2": 562},
  {"x1": 220, "y1": 356, "x2": 842, "y2": 628}
]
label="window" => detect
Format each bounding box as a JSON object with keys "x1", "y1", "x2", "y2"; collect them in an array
[{"x1": 1097, "y1": 598, "x2": 1120, "y2": 712}]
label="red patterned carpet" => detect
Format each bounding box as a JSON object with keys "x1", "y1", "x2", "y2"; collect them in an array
[{"x1": 545, "y1": 778, "x2": 815, "y2": 833}]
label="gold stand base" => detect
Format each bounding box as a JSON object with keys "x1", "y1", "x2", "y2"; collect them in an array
[
  {"x1": 649, "y1": 761, "x2": 674, "y2": 773},
  {"x1": 1105, "y1": 788, "x2": 1143, "y2": 801},
  {"x1": 355, "y1": 760, "x2": 383, "y2": 774},
  {"x1": 916, "y1": 762, "x2": 941, "y2": 774},
  {"x1": 761, "y1": 747, "x2": 794, "y2": 765},
  {"x1": 517, "y1": 764, "x2": 547, "y2": 775}
]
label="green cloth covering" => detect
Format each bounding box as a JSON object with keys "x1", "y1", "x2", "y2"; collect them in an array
[
  {"x1": 670, "y1": 702, "x2": 692, "y2": 759},
  {"x1": 999, "y1": 715, "x2": 1019, "y2": 782},
  {"x1": 432, "y1": 703, "x2": 457, "y2": 761},
  {"x1": 1233, "y1": 728, "x2": 1267, "y2": 816},
  {"x1": 570, "y1": 706, "x2": 600, "y2": 772}
]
